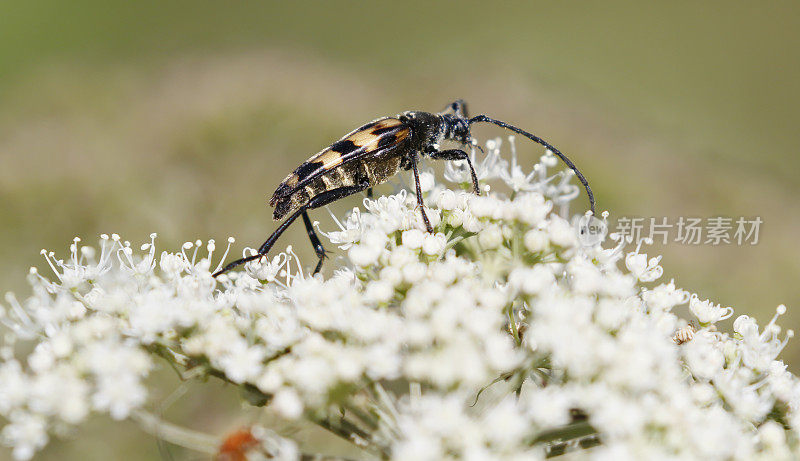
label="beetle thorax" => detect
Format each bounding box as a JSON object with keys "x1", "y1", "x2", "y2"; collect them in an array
[{"x1": 398, "y1": 111, "x2": 444, "y2": 148}]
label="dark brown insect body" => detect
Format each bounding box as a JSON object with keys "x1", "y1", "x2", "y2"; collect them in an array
[
  {"x1": 270, "y1": 117, "x2": 415, "y2": 220},
  {"x1": 213, "y1": 100, "x2": 594, "y2": 277}
]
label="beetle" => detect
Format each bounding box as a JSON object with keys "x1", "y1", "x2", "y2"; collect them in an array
[{"x1": 213, "y1": 100, "x2": 594, "y2": 277}]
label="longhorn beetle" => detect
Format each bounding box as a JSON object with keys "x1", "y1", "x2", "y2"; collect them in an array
[{"x1": 213, "y1": 100, "x2": 595, "y2": 277}]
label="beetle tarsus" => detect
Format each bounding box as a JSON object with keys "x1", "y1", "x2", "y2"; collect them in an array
[{"x1": 212, "y1": 253, "x2": 264, "y2": 278}]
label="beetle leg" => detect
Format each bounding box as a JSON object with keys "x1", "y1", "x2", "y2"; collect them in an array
[
  {"x1": 301, "y1": 210, "x2": 327, "y2": 275},
  {"x1": 213, "y1": 181, "x2": 370, "y2": 278},
  {"x1": 307, "y1": 180, "x2": 370, "y2": 209},
  {"x1": 259, "y1": 181, "x2": 370, "y2": 257},
  {"x1": 302, "y1": 180, "x2": 371, "y2": 273},
  {"x1": 429, "y1": 149, "x2": 480, "y2": 195},
  {"x1": 366, "y1": 187, "x2": 373, "y2": 198},
  {"x1": 409, "y1": 153, "x2": 434, "y2": 233},
  {"x1": 212, "y1": 252, "x2": 265, "y2": 277},
  {"x1": 212, "y1": 207, "x2": 307, "y2": 277}
]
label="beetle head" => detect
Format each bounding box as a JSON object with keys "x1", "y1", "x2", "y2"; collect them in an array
[{"x1": 440, "y1": 113, "x2": 471, "y2": 145}]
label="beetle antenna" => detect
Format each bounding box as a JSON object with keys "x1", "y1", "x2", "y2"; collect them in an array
[
  {"x1": 468, "y1": 115, "x2": 595, "y2": 214},
  {"x1": 472, "y1": 141, "x2": 485, "y2": 157}
]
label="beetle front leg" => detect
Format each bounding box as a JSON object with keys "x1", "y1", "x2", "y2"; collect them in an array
[
  {"x1": 429, "y1": 149, "x2": 480, "y2": 195},
  {"x1": 409, "y1": 153, "x2": 434, "y2": 233}
]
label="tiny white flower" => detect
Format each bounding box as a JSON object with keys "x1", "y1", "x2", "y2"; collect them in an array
[
  {"x1": 218, "y1": 342, "x2": 266, "y2": 384},
  {"x1": 523, "y1": 230, "x2": 549, "y2": 253},
  {"x1": 364, "y1": 280, "x2": 394, "y2": 303},
  {"x1": 526, "y1": 387, "x2": 572, "y2": 428},
  {"x1": 733, "y1": 314, "x2": 760, "y2": 342},
  {"x1": 2, "y1": 412, "x2": 48, "y2": 461},
  {"x1": 418, "y1": 171, "x2": 436, "y2": 193},
  {"x1": 92, "y1": 375, "x2": 146, "y2": 420},
  {"x1": 460, "y1": 210, "x2": 482, "y2": 233},
  {"x1": 469, "y1": 195, "x2": 500, "y2": 219},
  {"x1": 683, "y1": 332, "x2": 725, "y2": 380},
  {"x1": 508, "y1": 266, "x2": 555, "y2": 296},
  {"x1": 625, "y1": 252, "x2": 663, "y2": 283},
  {"x1": 272, "y1": 388, "x2": 304, "y2": 419},
  {"x1": 348, "y1": 243, "x2": 382, "y2": 267},
  {"x1": 547, "y1": 216, "x2": 577, "y2": 248},
  {"x1": 642, "y1": 279, "x2": 689, "y2": 312},
  {"x1": 478, "y1": 224, "x2": 503, "y2": 249},
  {"x1": 421, "y1": 233, "x2": 447, "y2": 256},
  {"x1": 402, "y1": 262, "x2": 428, "y2": 284},
  {"x1": 689, "y1": 295, "x2": 733, "y2": 325},
  {"x1": 434, "y1": 189, "x2": 459, "y2": 210},
  {"x1": 402, "y1": 229, "x2": 425, "y2": 250}
]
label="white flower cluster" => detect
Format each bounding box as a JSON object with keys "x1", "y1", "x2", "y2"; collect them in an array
[{"x1": 1, "y1": 138, "x2": 798, "y2": 460}]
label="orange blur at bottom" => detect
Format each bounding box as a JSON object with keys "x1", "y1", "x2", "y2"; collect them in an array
[{"x1": 215, "y1": 428, "x2": 259, "y2": 461}]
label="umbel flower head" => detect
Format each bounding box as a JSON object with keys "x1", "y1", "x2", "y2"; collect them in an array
[{"x1": 1, "y1": 137, "x2": 798, "y2": 460}]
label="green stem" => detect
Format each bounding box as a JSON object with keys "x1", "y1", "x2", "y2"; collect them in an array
[
  {"x1": 311, "y1": 411, "x2": 389, "y2": 459},
  {"x1": 133, "y1": 409, "x2": 366, "y2": 461},
  {"x1": 531, "y1": 420, "x2": 598, "y2": 448},
  {"x1": 545, "y1": 434, "x2": 601, "y2": 458},
  {"x1": 344, "y1": 402, "x2": 380, "y2": 430}
]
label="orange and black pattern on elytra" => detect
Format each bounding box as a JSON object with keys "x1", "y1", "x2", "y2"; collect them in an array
[{"x1": 269, "y1": 117, "x2": 410, "y2": 207}]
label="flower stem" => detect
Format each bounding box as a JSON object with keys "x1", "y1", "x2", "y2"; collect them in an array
[{"x1": 131, "y1": 410, "x2": 218, "y2": 454}]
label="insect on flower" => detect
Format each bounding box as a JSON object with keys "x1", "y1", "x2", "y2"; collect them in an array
[
  {"x1": 213, "y1": 100, "x2": 595, "y2": 277},
  {"x1": 216, "y1": 427, "x2": 259, "y2": 461},
  {"x1": 673, "y1": 324, "x2": 696, "y2": 345}
]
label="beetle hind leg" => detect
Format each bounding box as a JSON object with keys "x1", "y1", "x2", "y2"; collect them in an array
[
  {"x1": 301, "y1": 210, "x2": 327, "y2": 275},
  {"x1": 212, "y1": 253, "x2": 265, "y2": 278},
  {"x1": 302, "y1": 180, "x2": 371, "y2": 273},
  {"x1": 212, "y1": 208, "x2": 307, "y2": 278},
  {"x1": 214, "y1": 180, "x2": 371, "y2": 278}
]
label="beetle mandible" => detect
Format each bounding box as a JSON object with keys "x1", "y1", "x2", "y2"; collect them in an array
[{"x1": 213, "y1": 100, "x2": 595, "y2": 277}]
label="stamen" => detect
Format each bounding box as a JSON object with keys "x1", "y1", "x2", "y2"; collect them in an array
[
  {"x1": 180, "y1": 242, "x2": 194, "y2": 266},
  {"x1": 326, "y1": 205, "x2": 346, "y2": 231},
  {"x1": 212, "y1": 237, "x2": 236, "y2": 275},
  {"x1": 40, "y1": 249, "x2": 62, "y2": 282},
  {"x1": 3, "y1": 293, "x2": 37, "y2": 337},
  {"x1": 284, "y1": 245, "x2": 305, "y2": 284},
  {"x1": 762, "y1": 305, "x2": 788, "y2": 343}
]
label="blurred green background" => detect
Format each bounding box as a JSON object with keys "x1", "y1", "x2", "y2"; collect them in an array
[{"x1": 2, "y1": 1, "x2": 799, "y2": 459}]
